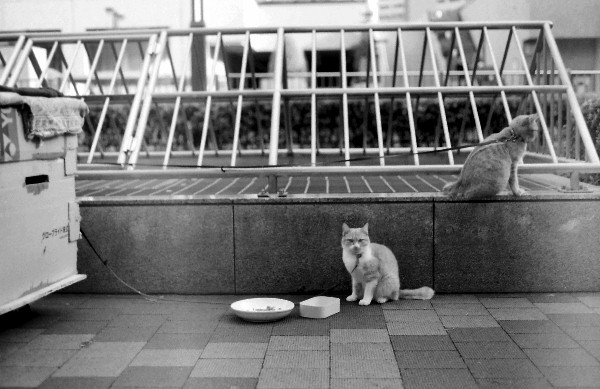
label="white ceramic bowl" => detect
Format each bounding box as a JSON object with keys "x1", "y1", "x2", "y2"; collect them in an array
[{"x1": 230, "y1": 298, "x2": 294, "y2": 322}]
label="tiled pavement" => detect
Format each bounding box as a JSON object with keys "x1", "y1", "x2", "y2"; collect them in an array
[{"x1": 1, "y1": 293, "x2": 600, "y2": 388}]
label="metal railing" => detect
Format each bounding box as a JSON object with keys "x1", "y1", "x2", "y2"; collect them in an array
[{"x1": 1, "y1": 22, "x2": 599, "y2": 188}]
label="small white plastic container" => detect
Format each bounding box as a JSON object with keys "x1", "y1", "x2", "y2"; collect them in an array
[{"x1": 300, "y1": 296, "x2": 340, "y2": 319}]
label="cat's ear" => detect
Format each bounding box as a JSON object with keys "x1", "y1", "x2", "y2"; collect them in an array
[
  {"x1": 342, "y1": 223, "x2": 350, "y2": 234},
  {"x1": 529, "y1": 113, "x2": 540, "y2": 126},
  {"x1": 361, "y1": 223, "x2": 369, "y2": 235}
]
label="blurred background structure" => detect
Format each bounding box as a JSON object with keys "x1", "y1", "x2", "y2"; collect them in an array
[
  {"x1": 2, "y1": 0, "x2": 600, "y2": 93},
  {"x1": 1, "y1": 0, "x2": 599, "y2": 182}
]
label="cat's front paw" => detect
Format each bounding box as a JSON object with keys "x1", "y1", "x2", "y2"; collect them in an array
[
  {"x1": 346, "y1": 295, "x2": 358, "y2": 302},
  {"x1": 376, "y1": 297, "x2": 388, "y2": 304},
  {"x1": 358, "y1": 299, "x2": 372, "y2": 306},
  {"x1": 513, "y1": 188, "x2": 528, "y2": 197}
]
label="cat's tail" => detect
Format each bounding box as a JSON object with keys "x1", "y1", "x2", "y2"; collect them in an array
[
  {"x1": 398, "y1": 286, "x2": 435, "y2": 300},
  {"x1": 443, "y1": 180, "x2": 464, "y2": 200},
  {"x1": 442, "y1": 180, "x2": 459, "y2": 195}
]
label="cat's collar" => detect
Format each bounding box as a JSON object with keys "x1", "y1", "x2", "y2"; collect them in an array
[{"x1": 506, "y1": 128, "x2": 521, "y2": 142}]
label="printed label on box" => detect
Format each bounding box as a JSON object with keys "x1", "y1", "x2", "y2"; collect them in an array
[{"x1": 1, "y1": 108, "x2": 20, "y2": 162}]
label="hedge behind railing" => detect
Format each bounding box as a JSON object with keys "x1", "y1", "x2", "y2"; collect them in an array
[{"x1": 80, "y1": 96, "x2": 525, "y2": 154}]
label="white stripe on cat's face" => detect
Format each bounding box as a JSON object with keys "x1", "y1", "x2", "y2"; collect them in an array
[{"x1": 342, "y1": 230, "x2": 370, "y2": 255}]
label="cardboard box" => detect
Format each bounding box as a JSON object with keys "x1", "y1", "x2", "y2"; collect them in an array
[
  {"x1": 0, "y1": 137, "x2": 85, "y2": 314},
  {"x1": 0, "y1": 107, "x2": 78, "y2": 174}
]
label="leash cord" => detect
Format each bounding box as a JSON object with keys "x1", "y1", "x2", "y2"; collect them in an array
[
  {"x1": 81, "y1": 228, "x2": 230, "y2": 305},
  {"x1": 81, "y1": 228, "x2": 350, "y2": 304},
  {"x1": 82, "y1": 141, "x2": 496, "y2": 171}
]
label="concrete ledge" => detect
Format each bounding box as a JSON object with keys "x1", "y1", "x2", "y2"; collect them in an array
[
  {"x1": 69, "y1": 193, "x2": 600, "y2": 294},
  {"x1": 434, "y1": 200, "x2": 600, "y2": 293},
  {"x1": 234, "y1": 202, "x2": 433, "y2": 294},
  {"x1": 68, "y1": 204, "x2": 235, "y2": 294}
]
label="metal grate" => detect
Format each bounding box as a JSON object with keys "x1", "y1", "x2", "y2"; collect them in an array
[
  {"x1": 75, "y1": 174, "x2": 581, "y2": 198},
  {"x1": 2, "y1": 22, "x2": 599, "y2": 193}
]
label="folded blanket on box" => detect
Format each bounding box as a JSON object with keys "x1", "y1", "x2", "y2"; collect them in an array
[
  {"x1": 0, "y1": 91, "x2": 88, "y2": 139},
  {"x1": 0, "y1": 85, "x2": 64, "y2": 98}
]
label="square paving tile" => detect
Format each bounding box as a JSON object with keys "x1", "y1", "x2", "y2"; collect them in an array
[
  {"x1": 0, "y1": 328, "x2": 44, "y2": 342},
  {"x1": 190, "y1": 358, "x2": 263, "y2": 378},
  {"x1": 0, "y1": 347, "x2": 76, "y2": 367},
  {"x1": 18, "y1": 315, "x2": 60, "y2": 331},
  {"x1": 43, "y1": 320, "x2": 109, "y2": 335},
  {"x1": 144, "y1": 333, "x2": 211, "y2": 349},
  {"x1": 538, "y1": 366, "x2": 600, "y2": 387},
  {"x1": 447, "y1": 328, "x2": 511, "y2": 342},
  {"x1": 268, "y1": 336, "x2": 329, "y2": 350},
  {"x1": 330, "y1": 378, "x2": 404, "y2": 389},
  {"x1": 498, "y1": 320, "x2": 563, "y2": 334},
  {"x1": 272, "y1": 318, "x2": 330, "y2": 335},
  {"x1": 129, "y1": 349, "x2": 202, "y2": 366},
  {"x1": 329, "y1": 314, "x2": 387, "y2": 329},
  {"x1": 475, "y1": 377, "x2": 553, "y2": 388},
  {"x1": 330, "y1": 329, "x2": 390, "y2": 343},
  {"x1": 479, "y1": 298, "x2": 535, "y2": 308},
  {"x1": 25, "y1": 334, "x2": 95, "y2": 350},
  {"x1": 465, "y1": 358, "x2": 543, "y2": 378},
  {"x1": 381, "y1": 300, "x2": 432, "y2": 310},
  {"x1": 440, "y1": 315, "x2": 499, "y2": 328},
  {"x1": 387, "y1": 322, "x2": 447, "y2": 335},
  {"x1": 209, "y1": 322, "x2": 272, "y2": 343},
  {"x1": 111, "y1": 366, "x2": 192, "y2": 387},
  {"x1": 510, "y1": 332, "x2": 580, "y2": 349},
  {"x1": 390, "y1": 335, "x2": 455, "y2": 351},
  {"x1": 578, "y1": 296, "x2": 600, "y2": 308},
  {"x1": 547, "y1": 313, "x2": 600, "y2": 327},
  {"x1": 400, "y1": 368, "x2": 478, "y2": 389},
  {"x1": 209, "y1": 332, "x2": 272, "y2": 343},
  {"x1": 0, "y1": 366, "x2": 56, "y2": 387},
  {"x1": 331, "y1": 359, "x2": 400, "y2": 378},
  {"x1": 215, "y1": 318, "x2": 274, "y2": 333},
  {"x1": 108, "y1": 314, "x2": 168, "y2": 328},
  {"x1": 383, "y1": 310, "x2": 441, "y2": 322},
  {"x1": 169, "y1": 308, "x2": 227, "y2": 321},
  {"x1": 264, "y1": 350, "x2": 329, "y2": 368},
  {"x1": 562, "y1": 326, "x2": 600, "y2": 341},
  {"x1": 52, "y1": 341, "x2": 145, "y2": 377},
  {"x1": 56, "y1": 309, "x2": 121, "y2": 322},
  {"x1": 488, "y1": 309, "x2": 547, "y2": 321},
  {"x1": 331, "y1": 343, "x2": 394, "y2": 359},
  {"x1": 431, "y1": 294, "x2": 480, "y2": 303},
  {"x1": 433, "y1": 303, "x2": 489, "y2": 316},
  {"x1": 395, "y1": 350, "x2": 466, "y2": 368},
  {"x1": 579, "y1": 340, "x2": 600, "y2": 359},
  {"x1": 257, "y1": 367, "x2": 328, "y2": 388},
  {"x1": 339, "y1": 303, "x2": 384, "y2": 315},
  {"x1": 534, "y1": 303, "x2": 593, "y2": 314},
  {"x1": 92, "y1": 325, "x2": 157, "y2": 342},
  {"x1": 524, "y1": 293, "x2": 581, "y2": 303},
  {"x1": 37, "y1": 377, "x2": 115, "y2": 389},
  {"x1": 455, "y1": 342, "x2": 526, "y2": 359},
  {"x1": 158, "y1": 320, "x2": 219, "y2": 334},
  {"x1": 0, "y1": 341, "x2": 25, "y2": 358},
  {"x1": 200, "y1": 342, "x2": 267, "y2": 359},
  {"x1": 524, "y1": 348, "x2": 600, "y2": 367},
  {"x1": 183, "y1": 377, "x2": 258, "y2": 389}
]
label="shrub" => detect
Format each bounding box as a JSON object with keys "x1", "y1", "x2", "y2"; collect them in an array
[{"x1": 81, "y1": 96, "x2": 523, "y2": 153}]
